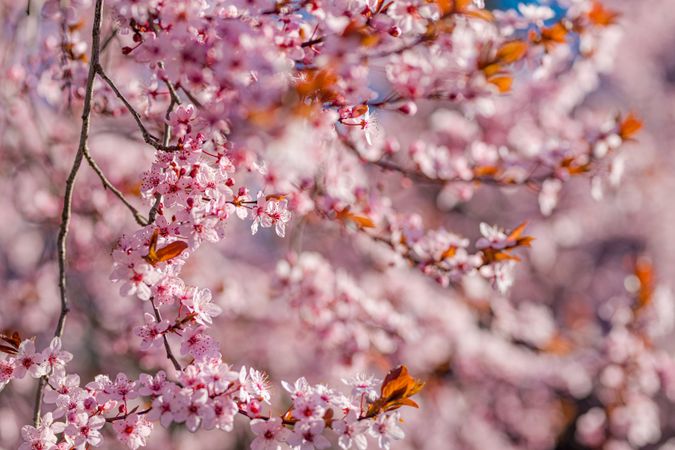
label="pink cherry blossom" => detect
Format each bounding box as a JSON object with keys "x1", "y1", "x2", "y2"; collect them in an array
[
  {"x1": 14, "y1": 340, "x2": 47, "y2": 379},
  {"x1": 0, "y1": 358, "x2": 16, "y2": 391},
  {"x1": 19, "y1": 413, "x2": 63, "y2": 450},
  {"x1": 287, "y1": 420, "x2": 331, "y2": 450},
  {"x1": 41, "y1": 337, "x2": 73, "y2": 372},
  {"x1": 2, "y1": 0, "x2": 672, "y2": 449},
  {"x1": 369, "y1": 412, "x2": 406, "y2": 450},
  {"x1": 112, "y1": 414, "x2": 153, "y2": 450},
  {"x1": 181, "y1": 288, "x2": 222, "y2": 326},
  {"x1": 134, "y1": 313, "x2": 170, "y2": 351},
  {"x1": 250, "y1": 417, "x2": 291, "y2": 450},
  {"x1": 64, "y1": 413, "x2": 106, "y2": 448},
  {"x1": 333, "y1": 410, "x2": 369, "y2": 450}
]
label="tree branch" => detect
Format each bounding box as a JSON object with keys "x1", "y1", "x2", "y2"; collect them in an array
[
  {"x1": 100, "y1": 27, "x2": 118, "y2": 53},
  {"x1": 178, "y1": 85, "x2": 202, "y2": 108},
  {"x1": 147, "y1": 193, "x2": 162, "y2": 225},
  {"x1": 164, "y1": 80, "x2": 182, "y2": 108},
  {"x1": 95, "y1": 66, "x2": 181, "y2": 152},
  {"x1": 33, "y1": 0, "x2": 105, "y2": 427},
  {"x1": 339, "y1": 131, "x2": 547, "y2": 188},
  {"x1": 150, "y1": 298, "x2": 182, "y2": 372},
  {"x1": 146, "y1": 79, "x2": 181, "y2": 225},
  {"x1": 83, "y1": 150, "x2": 148, "y2": 226}
]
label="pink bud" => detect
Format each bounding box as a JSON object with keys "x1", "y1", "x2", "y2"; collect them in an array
[{"x1": 397, "y1": 101, "x2": 417, "y2": 116}]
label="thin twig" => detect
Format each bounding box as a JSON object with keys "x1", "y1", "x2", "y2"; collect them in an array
[
  {"x1": 162, "y1": 79, "x2": 180, "y2": 146},
  {"x1": 95, "y1": 66, "x2": 159, "y2": 142},
  {"x1": 150, "y1": 298, "x2": 182, "y2": 372},
  {"x1": 105, "y1": 407, "x2": 152, "y2": 423},
  {"x1": 178, "y1": 85, "x2": 202, "y2": 108},
  {"x1": 339, "y1": 132, "x2": 549, "y2": 187},
  {"x1": 96, "y1": 66, "x2": 181, "y2": 152},
  {"x1": 100, "y1": 27, "x2": 118, "y2": 53},
  {"x1": 146, "y1": 79, "x2": 181, "y2": 224},
  {"x1": 33, "y1": 0, "x2": 105, "y2": 427},
  {"x1": 165, "y1": 80, "x2": 182, "y2": 107},
  {"x1": 147, "y1": 193, "x2": 162, "y2": 225},
  {"x1": 83, "y1": 150, "x2": 148, "y2": 226},
  {"x1": 301, "y1": 37, "x2": 324, "y2": 48}
]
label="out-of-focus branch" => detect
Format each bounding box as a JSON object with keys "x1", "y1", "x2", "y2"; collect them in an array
[
  {"x1": 95, "y1": 65, "x2": 159, "y2": 143},
  {"x1": 33, "y1": 0, "x2": 105, "y2": 427},
  {"x1": 100, "y1": 28, "x2": 118, "y2": 52},
  {"x1": 162, "y1": 79, "x2": 181, "y2": 144},
  {"x1": 339, "y1": 131, "x2": 547, "y2": 188},
  {"x1": 179, "y1": 85, "x2": 202, "y2": 108}
]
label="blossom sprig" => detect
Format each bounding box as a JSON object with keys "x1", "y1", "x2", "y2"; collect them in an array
[
  {"x1": 0, "y1": 336, "x2": 72, "y2": 394},
  {"x1": 1, "y1": 332, "x2": 422, "y2": 450},
  {"x1": 328, "y1": 206, "x2": 533, "y2": 293},
  {"x1": 338, "y1": 103, "x2": 642, "y2": 218},
  {"x1": 1, "y1": 0, "x2": 662, "y2": 449}
]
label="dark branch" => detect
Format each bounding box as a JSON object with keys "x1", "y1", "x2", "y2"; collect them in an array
[
  {"x1": 83, "y1": 150, "x2": 148, "y2": 226},
  {"x1": 96, "y1": 65, "x2": 181, "y2": 152},
  {"x1": 33, "y1": 0, "x2": 106, "y2": 427},
  {"x1": 150, "y1": 298, "x2": 182, "y2": 372}
]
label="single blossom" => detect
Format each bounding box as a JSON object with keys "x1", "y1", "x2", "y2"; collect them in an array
[
  {"x1": 14, "y1": 340, "x2": 47, "y2": 379},
  {"x1": 287, "y1": 419, "x2": 331, "y2": 450},
  {"x1": 64, "y1": 412, "x2": 106, "y2": 448},
  {"x1": 369, "y1": 412, "x2": 405, "y2": 450},
  {"x1": 134, "y1": 313, "x2": 170, "y2": 351},
  {"x1": 41, "y1": 337, "x2": 73, "y2": 372},
  {"x1": 112, "y1": 414, "x2": 153, "y2": 450},
  {"x1": 250, "y1": 417, "x2": 291, "y2": 450}
]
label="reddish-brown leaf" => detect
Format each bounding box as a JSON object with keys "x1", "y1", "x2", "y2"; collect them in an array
[
  {"x1": 534, "y1": 22, "x2": 568, "y2": 51},
  {"x1": 473, "y1": 165, "x2": 499, "y2": 177},
  {"x1": 296, "y1": 69, "x2": 339, "y2": 102},
  {"x1": 436, "y1": 0, "x2": 473, "y2": 15},
  {"x1": 587, "y1": 1, "x2": 619, "y2": 27},
  {"x1": 488, "y1": 74, "x2": 513, "y2": 93},
  {"x1": 144, "y1": 229, "x2": 189, "y2": 266},
  {"x1": 497, "y1": 40, "x2": 528, "y2": 64},
  {"x1": 351, "y1": 104, "x2": 369, "y2": 118},
  {"x1": 619, "y1": 113, "x2": 643, "y2": 140},
  {"x1": 541, "y1": 334, "x2": 573, "y2": 355},
  {"x1": 0, "y1": 330, "x2": 22, "y2": 355},
  {"x1": 441, "y1": 246, "x2": 457, "y2": 260},
  {"x1": 336, "y1": 208, "x2": 376, "y2": 229},
  {"x1": 507, "y1": 222, "x2": 528, "y2": 242},
  {"x1": 634, "y1": 257, "x2": 654, "y2": 310},
  {"x1": 368, "y1": 365, "x2": 425, "y2": 417}
]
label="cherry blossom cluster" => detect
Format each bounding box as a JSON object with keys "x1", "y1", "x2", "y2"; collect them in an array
[
  {"x1": 35, "y1": 0, "x2": 632, "y2": 306},
  {"x1": 1, "y1": 331, "x2": 420, "y2": 450},
  {"x1": 3, "y1": 0, "x2": 672, "y2": 449},
  {"x1": 573, "y1": 271, "x2": 675, "y2": 449},
  {"x1": 0, "y1": 337, "x2": 71, "y2": 393},
  {"x1": 94, "y1": 0, "x2": 638, "y2": 222},
  {"x1": 110, "y1": 125, "x2": 291, "y2": 302},
  {"x1": 359, "y1": 215, "x2": 532, "y2": 292}
]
